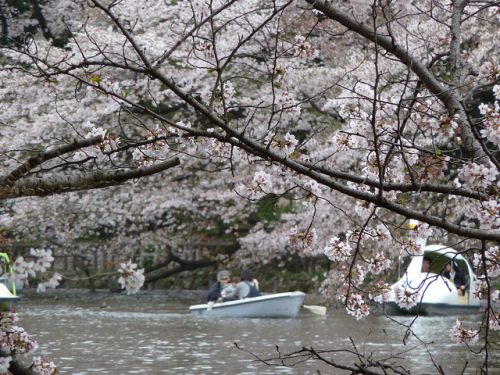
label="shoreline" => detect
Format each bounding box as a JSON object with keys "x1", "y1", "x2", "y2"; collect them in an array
[{"x1": 20, "y1": 287, "x2": 326, "y2": 304}]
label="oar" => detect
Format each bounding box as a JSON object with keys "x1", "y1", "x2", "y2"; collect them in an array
[{"x1": 303, "y1": 304, "x2": 327, "y2": 315}]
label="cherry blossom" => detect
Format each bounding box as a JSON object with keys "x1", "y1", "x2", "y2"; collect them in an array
[
  {"x1": 367, "y1": 252, "x2": 392, "y2": 275},
  {"x1": 395, "y1": 286, "x2": 420, "y2": 310},
  {"x1": 490, "y1": 313, "x2": 500, "y2": 331},
  {"x1": 323, "y1": 237, "x2": 351, "y2": 262},
  {"x1": 449, "y1": 319, "x2": 479, "y2": 345},
  {"x1": 117, "y1": 261, "x2": 145, "y2": 295},
  {"x1": 30, "y1": 248, "x2": 55, "y2": 273},
  {"x1": 344, "y1": 293, "x2": 370, "y2": 320},
  {"x1": 292, "y1": 35, "x2": 319, "y2": 60},
  {"x1": 31, "y1": 357, "x2": 58, "y2": 375},
  {"x1": 473, "y1": 246, "x2": 500, "y2": 277},
  {"x1": 457, "y1": 162, "x2": 498, "y2": 190},
  {"x1": 0, "y1": 356, "x2": 11, "y2": 374},
  {"x1": 369, "y1": 281, "x2": 392, "y2": 304},
  {"x1": 36, "y1": 273, "x2": 63, "y2": 293},
  {"x1": 1, "y1": 326, "x2": 38, "y2": 354},
  {"x1": 0, "y1": 312, "x2": 17, "y2": 332}
]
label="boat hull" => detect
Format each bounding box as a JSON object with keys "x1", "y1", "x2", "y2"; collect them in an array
[
  {"x1": 189, "y1": 291, "x2": 305, "y2": 318},
  {"x1": 384, "y1": 301, "x2": 481, "y2": 316}
]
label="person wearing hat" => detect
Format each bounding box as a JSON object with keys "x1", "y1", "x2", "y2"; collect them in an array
[
  {"x1": 443, "y1": 260, "x2": 467, "y2": 296},
  {"x1": 206, "y1": 270, "x2": 231, "y2": 302}
]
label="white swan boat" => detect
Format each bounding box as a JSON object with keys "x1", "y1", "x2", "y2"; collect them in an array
[
  {"x1": 189, "y1": 291, "x2": 306, "y2": 318},
  {"x1": 385, "y1": 244, "x2": 481, "y2": 315},
  {"x1": 0, "y1": 253, "x2": 20, "y2": 311}
]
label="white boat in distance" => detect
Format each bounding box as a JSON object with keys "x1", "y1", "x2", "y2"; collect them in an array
[
  {"x1": 385, "y1": 244, "x2": 481, "y2": 315},
  {"x1": 189, "y1": 291, "x2": 305, "y2": 318}
]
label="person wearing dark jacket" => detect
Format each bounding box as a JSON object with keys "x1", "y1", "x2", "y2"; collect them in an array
[
  {"x1": 206, "y1": 270, "x2": 231, "y2": 302},
  {"x1": 443, "y1": 261, "x2": 467, "y2": 295}
]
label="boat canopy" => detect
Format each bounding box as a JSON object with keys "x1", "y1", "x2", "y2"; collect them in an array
[{"x1": 399, "y1": 244, "x2": 476, "y2": 283}]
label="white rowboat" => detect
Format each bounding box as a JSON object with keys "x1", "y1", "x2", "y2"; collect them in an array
[{"x1": 189, "y1": 291, "x2": 305, "y2": 318}]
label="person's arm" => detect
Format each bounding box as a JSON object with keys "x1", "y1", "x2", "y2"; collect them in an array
[
  {"x1": 223, "y1": 283, "x2": 242, "y2": 299},
  {"x1": 225, "y1": 282, "x2": 250, "y2": 299}
]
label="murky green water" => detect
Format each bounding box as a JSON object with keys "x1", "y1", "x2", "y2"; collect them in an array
[{"x1": 14, "y1": 293, "x2": 498, "y2": 374}]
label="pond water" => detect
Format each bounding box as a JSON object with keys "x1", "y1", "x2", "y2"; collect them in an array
[{"x1": 15, "y1": 293, "x2": 498, "y2": 374}]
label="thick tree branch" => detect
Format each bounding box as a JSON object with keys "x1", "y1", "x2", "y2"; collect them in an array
[
  {"x1": 0, "y1": 158, "x2": 180, "y2": 199},
  {"x1": 449, "y1": 0, "x2": 468, "y2": 86},
  {"x1": 145, "y1": 252, "x2": 217, "y2": 284},
  {"x1": 0, "y1": 136, "x2": 104, "y2": 188}
]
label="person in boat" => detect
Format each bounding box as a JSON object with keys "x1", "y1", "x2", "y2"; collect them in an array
[
  {"x1": 421, "y1": 256, "x2": 432, "y2": 273},
  {"x1": 206, "y1": 270, "x2": 231, "y2": 302},
  {"x1": 222, "y1": 269, "x2": 261, "y2": 301},
  {"x1": 443, "y1": 260, "x2": 467, "y2": 296},
  {"x1": 221, "y1": 276, "x2": 239, "y2": 299}
]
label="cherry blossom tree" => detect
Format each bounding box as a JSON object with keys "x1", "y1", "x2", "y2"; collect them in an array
[{"x1": 0, "y1": 0, "x2": 498, "y2": 373}]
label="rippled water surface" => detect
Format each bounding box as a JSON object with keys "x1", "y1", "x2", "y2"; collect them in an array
[{"x1": 16, "y1": 294, "x2": 498, "y2": 374}]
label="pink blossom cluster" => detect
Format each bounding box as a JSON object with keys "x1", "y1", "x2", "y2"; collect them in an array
[
  {"x1": 117, "y1": 261, "x2": 145, "y2": 295},
  {"x1": 82, "y1": 120, "x2": 108, "y2": 141},
  {"x1": 0, "y1": 356, "x2": 11, "y2": 374},
  {"x1": 36, "y1": 273, "x2": 62, "y2": 293},
  {"x1": 265, "y1": 132, "x2": 298, "y2": 157},
  {"x1": 0, "y1": 313, "x2": 17, "y2": 335},
  {"x1": 292, "y1": 35, "x2": 319, "y2": 60},
  {"x1": 323, "y1": 237, "x2": 351, "y2": 262},
  {"x1": 471, "y1": 280, "x2": 499, "y2": 302},
  {"x1": 457, "y1": 162, "x2": 498, "y2": 190},
  {"x1": 131, "y1": 125, "x2": 175, "y2": 166},
  {"x1": 11, "y1": 256, "x2": 36, "y2": 281},
  {"x1": 9, "y1": 249, "x2": 61, "y2": 292},
  {"x1": 302, "y1": 179, "x2": 323, "y2": 197},
  {"x1": 202, "y1": 81, "x2": 235, "y2": 113},
  {"x1": 348, "y1": 264, "x2": 366, "y2": 286},
  {"x1": 206, "y1": 139, "x2": 232, "y2": 159},
  {"x1": 30, "y1": 357, "x2": 58, "y2": 375},
  {"x1": 243, "y1": 170, "x2": 273, "y2": 199},
  {"x1": 289, "y1": 227, "x2": 317, "y2": 253},
  {"x1": 369, "y1": 281, "x2": 392, "y2": 304},
  {"x1": 490, "y1": 312, "x2": 500, "y2": 331},
  {"x1": 449, "y1": 319, "x2": 479, "y2": 345},
  {"x1": 476, "y1": 200, "x2": 500, "y2": 230},
  {"x1": 395, "y1": 286, "x2": 420, "y2": 310},
  {"x1": 275, "y1": 90, "x2": 301, "y2": 119},
  {"x1": 344, "y1": 293, "x2": 370, "y2": 320},
  {"x1": 472, "y1": 246, "x2": 500, "y2": 277},
  {"x1": 1, "y1": 326, "x2": 38, "y2": 354},
  {"x1": 30, "y1": 248, "x2": 54, "y2": 273},
  {"x1": 367, "y1": 252, "x2": 392, "y2": 275},
  {"x1": 479, "y1": 61, "x2": 499, "y2": 81}
]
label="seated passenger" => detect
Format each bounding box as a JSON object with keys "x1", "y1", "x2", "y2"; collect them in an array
[
  {"x1": 223, "y1": 269, "x2": 261, "y2": 301},
  {"x1": 421, "y1": 256, "x2": 432, "y2": 273},
  {"x1": 206, "y1": 270, "x2": 231, "y2": 302},
  {"x1": 221, "y1": 276, "x2": 239, "y2": 298},
  {"x1": 443, "y1": 261, "x2": 467, "y2": 296}
]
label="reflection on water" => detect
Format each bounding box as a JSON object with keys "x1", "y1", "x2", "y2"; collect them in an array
[{"x1": 16, "y1": 296, "x2": 497, "y2": 374}]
